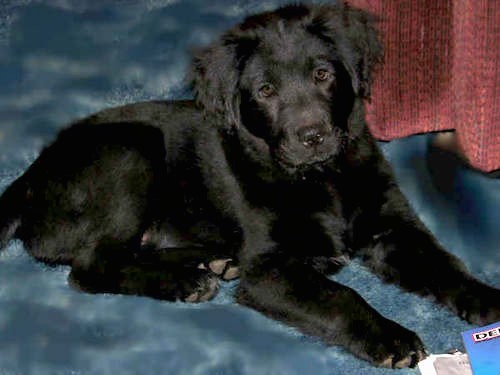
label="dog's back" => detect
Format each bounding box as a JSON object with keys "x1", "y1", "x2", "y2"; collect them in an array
[{"x1": 0, "y1": 100, "x2": 202, "y2": 257}]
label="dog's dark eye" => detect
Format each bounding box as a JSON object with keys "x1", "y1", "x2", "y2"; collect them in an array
[
  {"x1": 258, "y1": 83, "x2": 276, "y2": 98},
  {"x1": 314, "y1": 68, "x2": 332, "y2": 82}
]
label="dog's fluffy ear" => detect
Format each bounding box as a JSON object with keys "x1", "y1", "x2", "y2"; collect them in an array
[
  {"x1": 309, "y1": 4, "x2": 383, "y2": 98},
  {"x1": 189, "y1": 33, "x2": 257, "y2": 129}
]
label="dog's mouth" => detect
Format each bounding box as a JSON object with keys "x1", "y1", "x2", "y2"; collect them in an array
[
  {"x1": 270, "y1": 125, "x2": 346, "y2": 177},
  {"x1": 273, "y1": 137, "x2": 341, "y2": 176},
  {"x1": 275, "y1": 153, "x2": 334, "y2": 176}
]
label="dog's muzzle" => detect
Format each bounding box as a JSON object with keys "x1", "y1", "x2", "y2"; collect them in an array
[
  {"x1": 274, "y1": 123, "x2": 339, "y2": 174},
  {"x1": 297, "y1": 125, "x2": 327, "y2": 148}
]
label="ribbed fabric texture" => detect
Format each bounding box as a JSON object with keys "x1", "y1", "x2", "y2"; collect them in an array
[{"x1": 347, "y1": 0, "x2": 499, "y2": 172}]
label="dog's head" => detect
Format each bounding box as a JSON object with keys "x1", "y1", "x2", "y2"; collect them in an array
[{"x1": 190, "y1": 3, "x2": 382, "y2": 174}]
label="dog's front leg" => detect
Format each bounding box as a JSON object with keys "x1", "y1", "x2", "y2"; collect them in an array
[
  {"x1": 360, "y1": 211, "x2": 500, "y2": 326},
  {"x1": 343, "y1": 139, "x2": 500, "y2": 325},
  {"x1": 236, "y1": 254, "x2": 426, "y2": 368},
  {"x1": 351, "y1": 148, "x2": 500, "y2": 325}
]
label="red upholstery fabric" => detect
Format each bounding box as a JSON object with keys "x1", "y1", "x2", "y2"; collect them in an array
[{"x1": 347, "y1": 0, "x2": 499, "y2": 172}]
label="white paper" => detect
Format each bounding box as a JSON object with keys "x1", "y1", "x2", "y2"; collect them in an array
[{"x1": 418, "y1": 353, "x2": 473, "y2": 375}]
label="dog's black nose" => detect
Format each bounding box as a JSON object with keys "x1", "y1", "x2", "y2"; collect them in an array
[{"x1": 297, "y1": 126, "x2": 325, "y2": 147}]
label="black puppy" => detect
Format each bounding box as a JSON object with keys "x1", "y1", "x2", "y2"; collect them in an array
[{"x1": 0, "y1": 3, "x2": 498, "y2": 368}]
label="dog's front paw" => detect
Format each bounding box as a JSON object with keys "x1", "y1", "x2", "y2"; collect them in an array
[
  {"x1": 369, "y1": 320, "x2": 427, "y2": 369},
  {"x1": 454, "y1": 283, "x2": 500, "y2": 326}
]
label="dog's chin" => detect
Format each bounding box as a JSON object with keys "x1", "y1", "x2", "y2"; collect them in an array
[{"x1": 275, "y1": 154, "x2": 334, "y2": 179}]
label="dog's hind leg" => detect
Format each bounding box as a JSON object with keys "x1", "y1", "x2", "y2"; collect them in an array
[
  {"x1": 68, "y1": 246, "x2": 234, "y2": 302},
  {"x1": 142, "y1": 247, "x2": 240, "y2": 281},
  {"x1": 0, "y1": 177, "x2": 27, "y2": 250}
]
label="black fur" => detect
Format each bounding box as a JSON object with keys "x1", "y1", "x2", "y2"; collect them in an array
[{"x1": 0, "y1": 3, "x2": 499, "y2": 368}]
